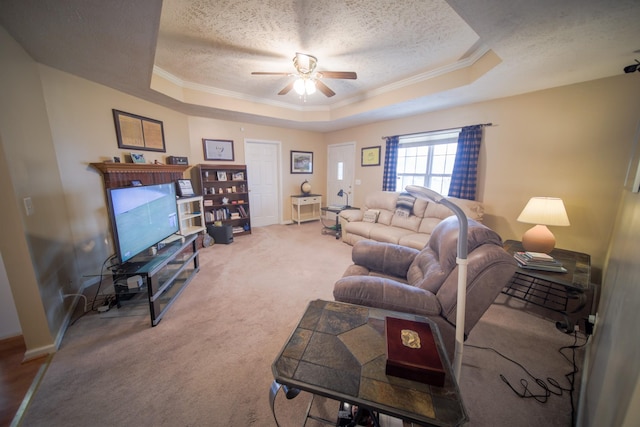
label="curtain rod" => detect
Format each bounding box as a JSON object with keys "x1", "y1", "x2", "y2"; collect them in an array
[{"x1": 381, "y1": 123, "x2": 493, "y2": 140}]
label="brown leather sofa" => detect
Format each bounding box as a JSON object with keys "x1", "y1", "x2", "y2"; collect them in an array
[{"x1": 333, "y1": 216, "x2": 517, "y2": 359}]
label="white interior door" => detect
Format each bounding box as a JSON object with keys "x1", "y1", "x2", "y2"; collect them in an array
[
  {"x1": 245, "y1": 139, "x2": 280, "y2": 227},
  {"x1": 327, "y1": 142, "x2": 356, "y2": 208}
]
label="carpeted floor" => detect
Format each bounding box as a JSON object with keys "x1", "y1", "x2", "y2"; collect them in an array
[{"x1": 17, "y1": 223, "x2": 586, "y2": 426}]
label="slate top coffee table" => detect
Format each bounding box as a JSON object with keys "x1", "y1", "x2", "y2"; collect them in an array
[{"x1": 269, "y1": 299, "x2": 467, "y2": 426}]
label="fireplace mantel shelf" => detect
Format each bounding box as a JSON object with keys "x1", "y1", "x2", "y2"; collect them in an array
[{"x1": 90, "y1": 162, "x2": 188, "y2": 175}]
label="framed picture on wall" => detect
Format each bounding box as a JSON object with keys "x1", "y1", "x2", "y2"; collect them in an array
[
  {"x1": 291, "y1": 150, "x2": 313, "y2": 174},
  {"x1": 203, "y1": 139, "x2": 234, "y2": 161},
  {"x1": 361, "y1": 146, "x2": 381, "y2": 166},
  {"x1": 112, "y1": 109, "x2": 166, "y2": 152}
]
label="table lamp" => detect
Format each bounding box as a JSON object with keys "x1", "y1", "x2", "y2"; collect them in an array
[
  {"x1": 405, "y1": 185, "x2": 467, "y2": 380},
  {"x1": 517, "y1": 197, "x2": 570, "y2": 253},
  {"x1": 337, "y1": 189, "x2": 349, "y2": 207}
]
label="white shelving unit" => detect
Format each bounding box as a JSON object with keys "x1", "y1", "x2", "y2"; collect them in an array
[{"x1": 176, "y1": 196, "x2": 206, "y2": 236}]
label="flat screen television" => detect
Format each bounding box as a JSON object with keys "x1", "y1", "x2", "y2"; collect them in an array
[{"x1": 107, "y1": 183, "x2": 179, "y2": 265}]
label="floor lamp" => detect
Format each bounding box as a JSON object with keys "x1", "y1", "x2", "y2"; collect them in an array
[{"x1": 405, "y1": 185, "x2": 468, "y2": 380}]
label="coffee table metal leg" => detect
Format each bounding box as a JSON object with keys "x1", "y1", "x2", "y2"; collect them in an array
[{"x1": 269, "y1": 380, "x2": 302, "y2": 427}]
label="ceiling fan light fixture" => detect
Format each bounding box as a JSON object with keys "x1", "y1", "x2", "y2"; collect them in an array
[
  {"x1": 293, "y1": 78, "x2": 306, "y2": 95},
  {"x1": 305, "y1": 79, "x2": 316, "y2": 95},
  {"x1": 294, "y1": 78, "x2": 316, "y2": 96}
]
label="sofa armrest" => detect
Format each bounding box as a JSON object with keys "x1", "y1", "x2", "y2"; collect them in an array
[
  {"x1": 339, "y1": 209, "x2": 363, "y2": 222},
  {"x1": 351, "y1": 240, "x2": 419, "y2": 278},
  {"x1": 333, "y1": 276, "x2": 442, "y2": 316}
]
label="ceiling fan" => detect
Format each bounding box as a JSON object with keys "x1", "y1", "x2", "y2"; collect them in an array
[{"x1": 251, "y1": 52, "x2": 357, "y2": 97}]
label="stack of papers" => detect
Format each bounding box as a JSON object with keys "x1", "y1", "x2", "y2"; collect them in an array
[{"x1": 513, "y1": 251, "x2": 567, "y2": 273}]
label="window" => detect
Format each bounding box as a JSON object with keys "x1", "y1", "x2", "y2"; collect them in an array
[{"x1": 395, "y1": 129, "x2": 460, "y2": 195}]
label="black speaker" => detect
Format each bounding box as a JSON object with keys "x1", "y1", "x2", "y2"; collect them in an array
[{"x1": 206, "y1": 225, "x2": 233, "y2": 244}]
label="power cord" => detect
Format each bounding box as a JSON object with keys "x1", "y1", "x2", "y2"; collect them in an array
[
  {"x1": 69, "y1": 254, "x2": 118, "y2": 326},
  {"x1": 467, "y1": 331, "x2": 587, "y2": 426},
  {"x1": 90, "y1": 253, "x2": 118, "y2": 312}
]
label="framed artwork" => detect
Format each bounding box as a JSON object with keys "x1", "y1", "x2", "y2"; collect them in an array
[
  {"x1": 217, "y1": 171, "x2": 228, "y2": 181},
  {"x1": 291, "y1": 150, "x2": 313, "y2": 174},
  {"x1": 112, "y1": 109, "x2": 166, "y2": 152},
  {"x1": 203, "y1": 139, "x2": 234, "y2": 161},
  {"x1": 176, "y1": 179, "x2": 195, "y2": 197},
  {"x1": 361, "y1": 145, "x2": 381, "y2": 166},
  {"x1": 131, "y1": 153, "x2": 146, "y2": 164},
  {"x1": 232, "y1": 171, "x2": 245, "y2": 180}
]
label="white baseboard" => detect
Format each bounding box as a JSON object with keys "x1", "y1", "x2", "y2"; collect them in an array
[{"x1": 23, "y1": 343, "x2": 56, "y2": 362}]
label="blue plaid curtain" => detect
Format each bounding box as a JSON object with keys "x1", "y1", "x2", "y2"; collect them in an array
[
  {"x1": 448, "y1": 125, "x2": 483, "y2": 200},
  {"x1": 382, "y1": 136, "x2": 399, "y2": 191}
]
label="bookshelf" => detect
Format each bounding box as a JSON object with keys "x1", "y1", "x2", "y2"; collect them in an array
[
  {"x1": 192, "y1": 164, "x2": 251, "y2": 236},
  {"x1": 176, "y1": 196, "x2": 206, "y2": 237}
]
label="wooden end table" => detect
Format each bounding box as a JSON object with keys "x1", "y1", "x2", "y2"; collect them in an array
[{"x1": 502, "y1": 240, "x2": 591, "y2": 332}]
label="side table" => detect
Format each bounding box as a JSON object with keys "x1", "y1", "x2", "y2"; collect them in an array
[
  {"x1": 502, "y1": 240, "x2": 591, "y2": 332},
  {"x1": 270, "y1": 300, "x2": 467, "y2": 427},
  {"x1": 291, "y1": 194, "x2": 322, "y2": 225},
  {"x1": 320, "y1": 205, "x2": 359, "y2": 239}
]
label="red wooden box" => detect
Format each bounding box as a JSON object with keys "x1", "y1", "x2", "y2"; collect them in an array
[{"x1": 385, "y1": 317, "x2": 445, "y2": 387}]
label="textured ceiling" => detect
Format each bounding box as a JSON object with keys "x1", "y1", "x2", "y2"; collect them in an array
[
  {"x1": 1, "y1": 0, "x2": 639, "y2": 132},
  {"x1": 156, "y1": 0, "x2": 480, "y2": 104}
]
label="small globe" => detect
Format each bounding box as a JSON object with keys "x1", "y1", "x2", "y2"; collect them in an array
[{"x1": 301, "y1": 180, "x2": 311, "y2": 195}]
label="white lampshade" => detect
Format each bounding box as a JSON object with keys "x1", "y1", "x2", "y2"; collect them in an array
[
  {"x1": 517, "y1": 197, "x2": 570, "y2": 226},
  {"x1": 517, "y1": 197, "x2": 570, "y2": 253}
]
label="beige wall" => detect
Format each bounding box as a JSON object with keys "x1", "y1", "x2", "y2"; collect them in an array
[
  {"x1": 0, "y1": 27, "x2": 59, "y2": 356},
  {"x1": 38, "y1": 66, "x2": 192, "y2": 277},
  {"x1": 187, "y1": 116, "x2": 326, "y2": 219},
  {"x1": 579, "y1": 189, "x2": 640, "y2": 426},
  {"x1": 325, "y1": 75, "x2": 640, "y2": 280}
]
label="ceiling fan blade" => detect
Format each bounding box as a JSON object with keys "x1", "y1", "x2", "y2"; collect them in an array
[
  {"x1": 318, "y1": 71, "x2": 357, "y2": 79},
  {"x1": 315, "y1": 80, "x2": 335, "y2": 97},
  {"x1": 251, "y1": 72, "x2": 291, "y2": 76},
  {"x1": 278, "y1": 81, "x2": 294, "y2": 95}
]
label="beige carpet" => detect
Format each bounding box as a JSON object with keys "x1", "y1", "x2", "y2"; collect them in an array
[{"x1": 18, "y1": 223, "x2": 585, "y2": 426}]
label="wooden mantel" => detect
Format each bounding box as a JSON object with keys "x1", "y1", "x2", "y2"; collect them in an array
[{"x1": 90, "y1": 162, "x2": 189, "y2": 189}]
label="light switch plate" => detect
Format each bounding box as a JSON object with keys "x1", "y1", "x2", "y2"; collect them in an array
[{"x1": 23, "y1": 197, "x2": 34, "y2": 216}]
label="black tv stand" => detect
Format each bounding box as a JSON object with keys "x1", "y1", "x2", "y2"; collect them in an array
[{"x1": 111, "y1": 234, "x2": 200, "y2": 326}]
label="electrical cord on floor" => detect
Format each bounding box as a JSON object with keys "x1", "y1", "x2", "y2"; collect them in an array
[
  {"x1": 89, "y1": 253, "x2": 118, "y2": 312},
  {"x1": 467, "y1": 331, "x2": 588, "y2": 426},
  {"x1": 69, "y1": 254, "x2": 118, "y2": 326}
]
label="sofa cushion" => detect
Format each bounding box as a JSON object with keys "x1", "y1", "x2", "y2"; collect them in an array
[
  {"x1": 345, "y1": 221, "x2": 378, "y2": 239},
  {"x1": 408, "y1": 217, "x2": 502, "y2": 294},
  {"x1": 398, "y1": 233, "x2": 430, "y2": 250},
  {"x1": 390, "y1": 213, "x2": 422, "y2": 232},
  {"x1": 369, "y1": 224, "x2": 414, "y2": 244},
  {"x1": 362, "y1": 209, "x2": 380, "y2": 223},
  {"x1": 363, "y1": 191, "x2": 398, "y2": 211}
]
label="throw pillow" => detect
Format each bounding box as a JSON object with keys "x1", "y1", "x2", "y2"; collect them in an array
[
  {"x1": 395, "y1": 192, "x2": 416, "y2": 218},
  {"x1": 362, "y1": 209, "x2": 380, "y2": 223}
]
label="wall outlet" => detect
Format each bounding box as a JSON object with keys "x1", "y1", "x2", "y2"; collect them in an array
[{"x1": 587, "y1": 313, "x2": 598, "y2": 336}]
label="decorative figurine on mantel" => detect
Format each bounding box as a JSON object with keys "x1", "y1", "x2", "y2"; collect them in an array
[{"x1": 301, "y1": 180, "x2": 311, "y2": 195}]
